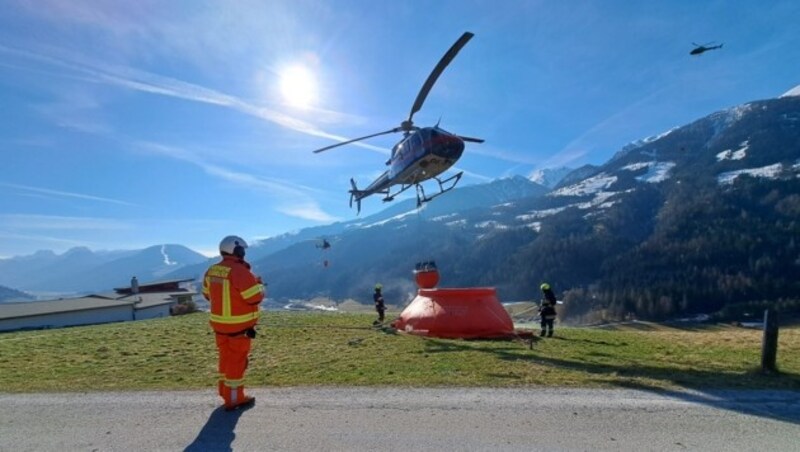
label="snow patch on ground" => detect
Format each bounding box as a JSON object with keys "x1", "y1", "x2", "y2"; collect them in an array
[
  {"x1": 577, "y1": 190, "x2": 633, "y2": 210},
  {"x1": 718, "y1": 163, "x2": 784, "y2": 184},
  {"x1": 160, "y1": 245, "x2": 177, "y2": 266},
  {"x1": 361, "y1": 209, "x2": 418, "y2": 228},
  {"x1": 576, "y1": 191, "x2": 618, "y2": 209},
  {"x1": 726, "y1": 104, "x2": 753, "y2": 122},
  {"x1": 622, "y1": 162, "x2": 650, "y2": 171},
  {"x1": 518, "y1": 189, "x2": 631, "y2": 222},
  {"x1": 615, "y1": 127, "x2": 678, "y2": 159},
  {"x1": 517, "y1": 207, "x2": 567, "y2": 221},
  {"x1": 431, "y1": 213, "x2": 459, "y2": 222},
  {"x1": 525, "y1": 222, "x2": 542, "y2": 232},
  {"x1": 621, "y1": 161, "x2": 676, "y2": 183},
  {"x1": 717, "y1": 141, "x2": 749, "y2": 161},
  {"x1": 637, "y1": 162, "x2": 676, "y2": 183},
  {"x1": 707, "y1": 104, "x2": 753, "y2": 144},
  {"x1": 550, "y1": 173, "x2": 617, "y2": 197},
  {"x1": 475, "y1": 221, "x2": 508, "y2": 230}
]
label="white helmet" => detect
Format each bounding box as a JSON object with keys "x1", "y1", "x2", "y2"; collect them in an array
[{"x1": 219, "y1": 235, "x2": 248, "y2": 257}]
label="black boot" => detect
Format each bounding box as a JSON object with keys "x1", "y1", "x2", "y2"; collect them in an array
[
  {"x1": 547, "y1": 330, "x2": 553, "y2": 337},
  {"x1": 540, "y1": 330, "x2": 546, "y2": 337}
]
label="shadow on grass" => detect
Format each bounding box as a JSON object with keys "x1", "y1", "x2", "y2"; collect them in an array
[
  {"x1": 422, "y1": 338, "x2": 800, "y2": 424},
  {"x1": 566, "y1": 337, "x2": 628, "y2": 347},
  {"x1": 184, "y1": 405, "x2": 249, "y2": 452}
]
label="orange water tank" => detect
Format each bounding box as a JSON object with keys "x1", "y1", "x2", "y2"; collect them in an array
[{"x1": 392, "y1": 287, "x2": 514, "y2": 339}]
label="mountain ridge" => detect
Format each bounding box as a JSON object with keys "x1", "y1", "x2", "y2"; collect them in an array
[
  {"x1": 0, "y1": 244, "x2": 207, "y2": 294},
  {"x1": 3, "y1": 91, "x2": 799, "y2": 323}
]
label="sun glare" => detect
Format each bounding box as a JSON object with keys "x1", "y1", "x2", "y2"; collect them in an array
[{"x1": 279, "y1": 65, "x2": 317, "y2": 108}]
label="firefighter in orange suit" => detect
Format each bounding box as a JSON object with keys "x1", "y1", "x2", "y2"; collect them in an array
[{"x1": 202, "y1": 235, "x2": 265, "y2": 411}]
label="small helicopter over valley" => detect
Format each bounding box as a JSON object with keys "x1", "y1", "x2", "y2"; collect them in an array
[
  {"x1": 690, "y1": 41, "x2": 723, "y2": 55},
  {"x1": 313, "y1": 32, "x2": 483, "y2": 213}
]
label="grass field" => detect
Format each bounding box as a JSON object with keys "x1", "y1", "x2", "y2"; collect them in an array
[{"x1": 0, "y1": 311, "x2": 799, "y2": 393}]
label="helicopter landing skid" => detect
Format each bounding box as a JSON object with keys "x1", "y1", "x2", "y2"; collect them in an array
[
  {"x1": 415, "y1": 171, "x2": 463, "y2": 207},
  {"x1": 379, "y1": 171, "x2": 463, "y2": 207},
  {"x1": 382, "y1": 184, "x2": 412, "y2": 203}
]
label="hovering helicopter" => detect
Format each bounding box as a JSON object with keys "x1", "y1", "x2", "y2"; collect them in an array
[
  {"x1": 690, "y1": 42, "x2": 723, "y2": 55},
  {"x1": 315, "y1": 238, "x2": 331, "y2": 250},
  {"x1": 313, "y1": 31, "x2": 483, "y2": 213}
]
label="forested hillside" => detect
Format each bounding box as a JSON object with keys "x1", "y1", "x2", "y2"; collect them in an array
[{"x1": 251, "y1": 95, "x2": 800, "y2": 323}]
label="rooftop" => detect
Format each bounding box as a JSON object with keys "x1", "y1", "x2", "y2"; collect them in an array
[{"x1": 0, "y1": 297, "x2": 135, "y2": 320}]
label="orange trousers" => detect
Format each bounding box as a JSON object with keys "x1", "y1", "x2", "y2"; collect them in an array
[{"x1": 215, "y1": 332, "x2": 251, "y2": 402}]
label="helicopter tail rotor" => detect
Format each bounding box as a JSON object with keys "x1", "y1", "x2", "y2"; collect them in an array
[{"x1": 349, "y1": 178, "x2": 362, "y2": 214}]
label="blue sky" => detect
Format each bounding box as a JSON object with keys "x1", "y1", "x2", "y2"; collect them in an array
[{"x1": 1, "y1": 0, "x2": 798, "y2": 258}]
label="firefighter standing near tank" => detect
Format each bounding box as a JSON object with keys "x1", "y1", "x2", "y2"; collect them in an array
[
  {"x1": 203, "y1": 235, "x2": 265, "y2": 411},
  {"x1": 539, "y1": 283, "x2": 558, "y2": 337}
]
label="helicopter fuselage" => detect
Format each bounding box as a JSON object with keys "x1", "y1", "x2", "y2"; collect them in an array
[
  {"x1": 690, "y1": 44, "x2": 722, "y2": 55},
  {"x1": 359, "y1": 126, "x2": 464, "y2": 196},
  {"x1": 389, "y1": 127, "x2": 464, "y2": 183}
]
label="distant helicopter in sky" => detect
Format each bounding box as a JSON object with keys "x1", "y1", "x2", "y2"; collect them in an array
[
  {"x1": 315, "y1": 238, "x2": 331, "y2": 250},
  {"x1": 690, "y1": 42, "x2": 723, "y2": 55},
  {"x1": 312, "y1": 31, "x2": 483, "y2": 213}
]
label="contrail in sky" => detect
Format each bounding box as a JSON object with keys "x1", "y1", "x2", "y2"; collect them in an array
[
  {"x1": 0, "y1": 44, "x2": 389, "y2": 155},
  {"x1": 0, "y1": 182, "x2": 136, "y2": 206}
]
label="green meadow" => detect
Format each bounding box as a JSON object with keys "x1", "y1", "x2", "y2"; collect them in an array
[{"x1": 0, "y1": 311, "x2": 798, "y2": 393}]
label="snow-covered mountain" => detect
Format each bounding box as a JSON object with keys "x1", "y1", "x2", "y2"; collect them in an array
[
  {"x1": 244, "y1": 91, "x2": 800, "y2": 315},
  {"x1": 780, "y1": 84, "x2": 800, "y2": 98},
  {"x1": 528, "y1": 167, "x2": 573, "y2": 188},
  {"x1": 0, "y1": 244, "x2": 207, "y2": 294}
]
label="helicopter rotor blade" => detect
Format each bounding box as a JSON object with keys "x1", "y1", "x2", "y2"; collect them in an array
[
  {"x1": 312, "y1": 128, "x2": 400, "y2": 153},
  {"x1": 457, "y1": 135, "x2": 484, "y2": 143},
  {"x1": 407, "y1": 31, "x2": 474, "y2": 127}
]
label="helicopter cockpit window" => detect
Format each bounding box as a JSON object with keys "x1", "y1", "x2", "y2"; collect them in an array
[
  {"x1": 418, "y1": 128, "x2": 432, "y2": 141},
  {"x1": 410, "y1": 130, "x2": 423, "y2": 154}
]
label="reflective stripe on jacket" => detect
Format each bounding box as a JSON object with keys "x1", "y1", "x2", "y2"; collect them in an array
[
  {"x1": 203, "y1": 255, "x2": 264, "y2": 334},
  {"x1": 539, "y1": 303, "x2": 557, "y2": 320}
]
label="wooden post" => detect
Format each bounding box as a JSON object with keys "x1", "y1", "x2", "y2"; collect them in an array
[{"x1": 761, "y1": 309, "x2": 779, "y2": 373}]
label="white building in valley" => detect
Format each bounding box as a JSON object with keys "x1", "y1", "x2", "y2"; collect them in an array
[{"x1": 0, "y1": 278, "x2": 196, "y2": 333}]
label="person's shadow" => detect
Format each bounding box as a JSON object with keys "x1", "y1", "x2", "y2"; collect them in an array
[{"x1": 184, "y1": 406, "x2": 249, "y2": 452}]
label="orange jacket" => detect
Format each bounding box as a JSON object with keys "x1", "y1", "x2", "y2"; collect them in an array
[{"x1": 202, "y1": 256, "x2": 265, "y2": 334}]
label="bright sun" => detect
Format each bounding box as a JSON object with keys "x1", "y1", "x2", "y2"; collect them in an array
[{"x1": 279, "y1": 65, "x2": 317, "y2": 108}]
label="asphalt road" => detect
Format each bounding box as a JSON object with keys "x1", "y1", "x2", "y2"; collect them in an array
[{"x1": 1, "y1": 388, "x2": 799, "y2": 451}]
